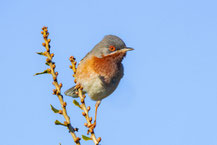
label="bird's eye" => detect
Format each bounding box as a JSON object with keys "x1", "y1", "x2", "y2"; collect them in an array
[{"x1": 109, "y1": 45, "x2": 116, "y2": 51}]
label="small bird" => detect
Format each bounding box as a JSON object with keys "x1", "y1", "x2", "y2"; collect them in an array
[{"x1": 65, "y1": 35, "x2": 133, "y2": 122}]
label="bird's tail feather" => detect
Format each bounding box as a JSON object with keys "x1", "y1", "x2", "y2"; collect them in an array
[{"x1": 64, "y1": 86, "x2": 79, "y2": 98}]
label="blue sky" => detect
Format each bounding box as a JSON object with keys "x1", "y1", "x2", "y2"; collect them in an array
[{"x1": 1, "y1": 0, "x2": 217, "y2": 145}]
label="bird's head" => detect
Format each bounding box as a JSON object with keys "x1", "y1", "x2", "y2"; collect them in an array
[{"x1": 91, "y1": 35, "x2": 134, "y2": 59}]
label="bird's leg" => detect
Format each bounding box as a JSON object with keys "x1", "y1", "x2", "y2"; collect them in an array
[
  {"x1": 94, "y1": 100, "x2": 101, "y2": 124},
  {"x1": 89, "y1": 100, "x2": 101, "y2": 131}
]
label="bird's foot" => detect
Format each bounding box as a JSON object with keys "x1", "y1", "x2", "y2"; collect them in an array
[{"x1": 87, "y1": 122, "x2": 96, "y2": 134}]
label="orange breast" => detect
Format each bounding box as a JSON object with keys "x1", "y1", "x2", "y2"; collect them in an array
[
  {"x1": 76, "y1": 51, "x2": 126, "y2": 84},
  {"x1": 91, "y1": 51, "x2": 126, "y2": 83}
]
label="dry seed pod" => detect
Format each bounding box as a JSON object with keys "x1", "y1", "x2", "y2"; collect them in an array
[
  {"x1": 89, "y1": 128, "x2": 93, "y2": 133},
  {"x1": 87, "y1": 106, "x2": 90, "y2": 111},
  {"x1": 43, "y1": 51, "x2": 48, "y2": 55},
  {"x1": 52, "y1": 64, "x2": 56, "y2": 69},
  {"x1": 69, "y1": 56, "x2": 75, "y2": 61},
  {"x1": 89, "y1": 117, "x2": 92, "y2": 122},
  {"x1": 52, "y1": 89, "x2": 57, "y2": 95},
  {"x1": 58, "y1": 110, "x2": 63, "y2": 114},
  {"x1": 74, "y1": 128, "x2": 79, "y2": 132},
  {"x1": 63, "y1": 102, "x2": 67, "y2": 107},
  {"x1": 75, "y1": 137, "x2": 80, "y2": 142},
  {"x1": 82, "y1": 112, "x2": 86, "y2": 116},
  {"x1": 75, "y1": 85, "x2": 80, "y2": 89},
  {"x1": 50, "y1": 53, "x2": 54, "y2": 58},
  {"x1": 56, "y1": 91, "x2": 60, "y2": 95},
  {"x1": 84, "y1": 123, "x2": 88, "y2": 127},
  {"x1": 53, "y1": 76, "x2": 57, "y2": 81},
  {"x1": 82, "y1": 95, "x2": 86, "y2": 99},
  {"x1": 47, "y1": 68, "x2": 51, "y2": 73},
  {"x1": 64, "y1": 121, "x2": 69, "y2": 126},
  {"x1": 46, "y1": 58, "x2": 51, "y2": 62},
  {"x1": 55, "y1": 72, "x2": 58, "y2": 76},
  {"x1": 97, "y1": 137, "x2": 102, "y2": 143},
  {"x1": 81, "y1": 99, "x2": 84, "y2": 103},
  {"x1": 59, "y1": 83, "x2": 63, "y2": 88},
  {"x1": 42, "y1": 43, "x2": 46, "y2": 46}
]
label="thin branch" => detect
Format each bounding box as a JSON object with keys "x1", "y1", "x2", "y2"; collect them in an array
[
  {"x1": 39, "y1": 26, "x2": 81, "y2": 145},
  {"x1": 69, "y1": 57, "x2": 101, "y2": 145}
]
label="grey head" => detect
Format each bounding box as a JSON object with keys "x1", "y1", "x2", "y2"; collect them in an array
[{"x1": 89, "y1": 35, "x2": 133, "y2": 58}]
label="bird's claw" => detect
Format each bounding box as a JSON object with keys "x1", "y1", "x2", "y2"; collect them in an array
[{"x1": 87, "y1": 122, "x2": 96, "y2": 134}]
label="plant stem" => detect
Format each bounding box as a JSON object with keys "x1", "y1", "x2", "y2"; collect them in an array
[
  {"x1": 69, "y1": 57, "x2": 101, "y2": 145},
  {"x1": 41, "y1": 27, "x2": 81, "y2": 145}
]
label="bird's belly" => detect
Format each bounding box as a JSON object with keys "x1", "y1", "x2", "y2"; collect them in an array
[
  {"x1": 86, "y1": 77, "x2": 107, "y2": 100},
  {"x1": 80, "y1": 75, "x2": 121, "y2": 101}
]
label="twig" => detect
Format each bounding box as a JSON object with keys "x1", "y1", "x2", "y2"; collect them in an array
[
  {"x1": 69, "y1": 57, "x2": 101, "y2": 145},
  {"x1": 38, "y1": 26, "x2": 81, "y2": 145}
]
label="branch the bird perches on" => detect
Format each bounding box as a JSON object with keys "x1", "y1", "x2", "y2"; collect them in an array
[{"x1": 69, "y1": 56, "x2": 101, "y2": 145}]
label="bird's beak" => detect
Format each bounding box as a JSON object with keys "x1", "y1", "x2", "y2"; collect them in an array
[{"x1": 123, "y1": 47, "x2": 134, "y2": 52}]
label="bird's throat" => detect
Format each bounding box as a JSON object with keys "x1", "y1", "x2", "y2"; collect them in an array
[{"x1": 91, "y1": 51, "x2": 126, "y2": 83}]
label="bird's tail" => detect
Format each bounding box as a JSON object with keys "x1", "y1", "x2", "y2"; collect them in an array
[{"x1": 64, "y1": 86, "x2": 79, "y2": 98}]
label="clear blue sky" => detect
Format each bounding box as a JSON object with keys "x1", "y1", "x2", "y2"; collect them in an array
[{"x1": 1, "y1": 0, "x2": 217, "y2": 145}]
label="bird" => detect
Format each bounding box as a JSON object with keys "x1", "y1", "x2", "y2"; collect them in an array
[{"x1": 65, "y1": 35, "x2": 133, "y2": 123}]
